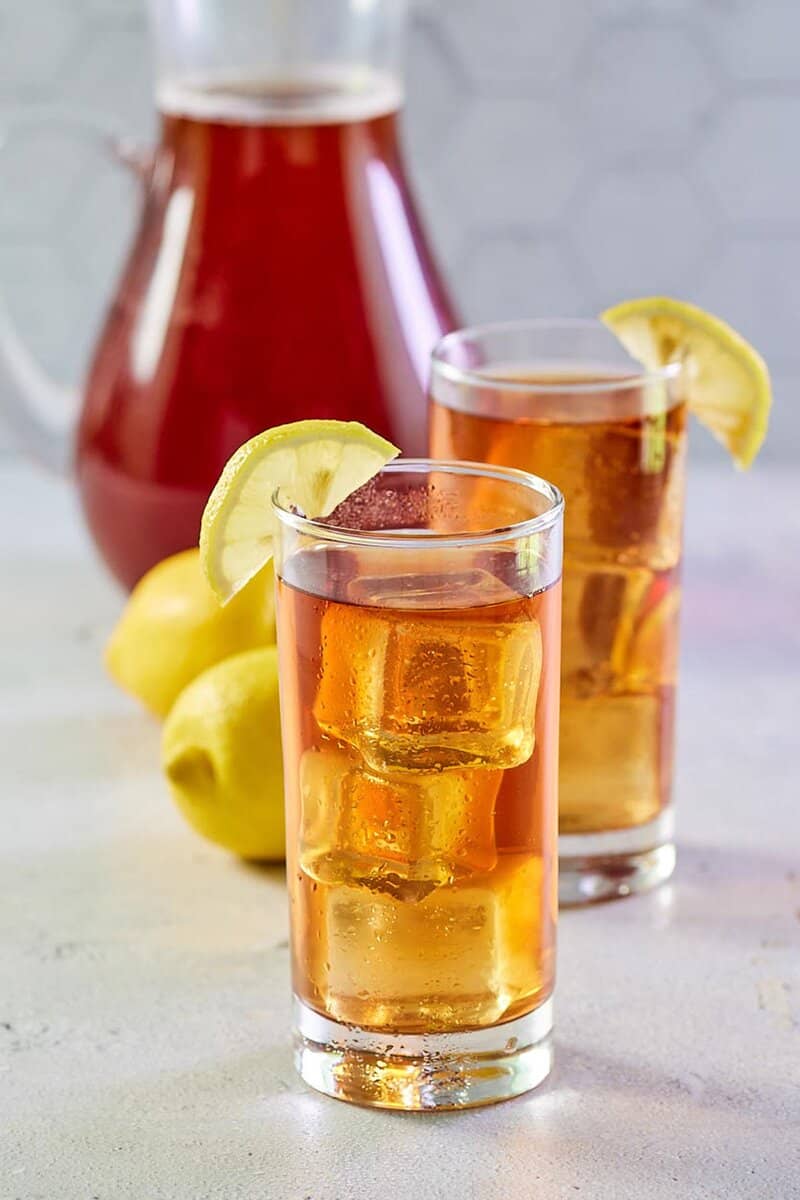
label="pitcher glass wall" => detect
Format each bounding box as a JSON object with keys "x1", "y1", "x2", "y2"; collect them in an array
[{"x1": 0, "y1": 0, "x2": 456, "y2": 587}]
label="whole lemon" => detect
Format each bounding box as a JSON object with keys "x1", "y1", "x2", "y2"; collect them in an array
[
  {"x1": 105, "y1": 548, "x2": 275, "y2": 718},
  {"x1": 161, "y1": 647, "x2": 285, "y2": 860}
]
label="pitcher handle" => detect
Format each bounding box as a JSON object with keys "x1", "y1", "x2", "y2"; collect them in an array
[{"x1": 0, "y1": 112, "x2": 149, "y2": 473}]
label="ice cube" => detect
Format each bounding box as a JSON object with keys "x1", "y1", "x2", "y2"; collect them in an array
[
  {"x1": 313, "y1": 589, "x2": 542, "y2": 771},
  {"x1": 346, "y1": 564, "x2": 520, "y2": 610},
  {"x1": 559, "y1": 693, "x2": 671, "y2": 833},
  {"x1": 300, "y1": 854, "x2": 547, "y2": 1031},
  {"x1": 561, "y1": 560, "x2": 652, "y2": 698},
  {"x1": 299, "y1": 748, "x2": 501, "y2": 900},
  {"x1": 297, "y1": 746, "x2": 355, "y2": 859}
]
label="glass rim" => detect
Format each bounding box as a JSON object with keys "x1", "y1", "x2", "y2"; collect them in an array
[
  {"x1": 430, "y1": 317, "x2": 682, "y2": 394},
  {"x1": 272, "y1": 458, "x2": 564, "y2": 549}
]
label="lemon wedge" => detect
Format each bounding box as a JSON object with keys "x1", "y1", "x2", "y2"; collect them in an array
[
  {"x1": 602, "y1": 297, "x2": 771, "y2": 468},
  {"x1": 626, "y1": 586, "x2": 682, "y2": 692},
  {"x1": 200, "y1": 420, "x2": 400, "y2": 602}
]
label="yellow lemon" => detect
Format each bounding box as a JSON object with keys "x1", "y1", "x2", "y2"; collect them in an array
[
  {"x1": 626, "y1": 586, "x2": 682, "y2": 692},
  {"x1": 200, "y1": 419, "x2": 399, "y2": 602},
  {"x1": 602, "y1": 296, "x2": 771, "y2": 468},
  {"x1": 161, "y1": 647, "x2": 285, "y2": 860},
  {"x1": 105, "y1": 548, "x2": 275, "y2": 718}
]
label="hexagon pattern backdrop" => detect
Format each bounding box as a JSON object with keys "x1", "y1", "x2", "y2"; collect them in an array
[{"x1": 0, "y1": 0, "x2": 794, "y2": 460}]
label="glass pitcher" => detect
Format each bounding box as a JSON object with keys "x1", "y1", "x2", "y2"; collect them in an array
[{"x1": 0, "y1": 0, "x2": 456, "y2": 588}]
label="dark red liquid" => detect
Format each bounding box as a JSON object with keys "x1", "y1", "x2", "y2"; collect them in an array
[{"x1": 76, "y1": 81, "x2": 456, "y2": 588}]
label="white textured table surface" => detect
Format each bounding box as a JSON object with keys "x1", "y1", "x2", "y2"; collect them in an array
[{"x1": 2, "y1": 462, "x2": 799, "y2": 1200}]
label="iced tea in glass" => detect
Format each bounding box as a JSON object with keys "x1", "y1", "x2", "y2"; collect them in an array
[
  {"x1": 274, "y1": 460, "x2": 563, "y2": 1109},
  {"x1": 430, "y1": 321, "x2": 685, "y2": 904}
]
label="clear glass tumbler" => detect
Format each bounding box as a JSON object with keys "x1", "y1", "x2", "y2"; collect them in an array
[
  {"x1": 429, "y1": 320, "x2": 686, "y2": 905},
  {"x1": 274, "y1": 459, "x2": 563, "y2": 1109}
]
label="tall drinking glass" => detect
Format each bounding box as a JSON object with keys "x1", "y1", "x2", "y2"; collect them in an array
[
  {"x1": 429, "y1": 321, "x2": 686, "y2": 905},
  {"x1": 274, "y1": 460, "x2": 563, "y2": 1109}
]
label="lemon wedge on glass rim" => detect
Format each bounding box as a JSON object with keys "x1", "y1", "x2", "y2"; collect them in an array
[
  {"x1": 200, "y1": 420, "x2": 400, "y2": 603},
  {"x1": 602, "y1": 297, "x2": 771, "y2": 469}
]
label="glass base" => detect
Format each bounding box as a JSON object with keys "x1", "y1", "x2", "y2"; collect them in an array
[
  {"x1": 293, "y1": 996, "x2": 553, "y2": 1111},
  {"x1": 558, "y1": 808, "x2": 675, "y2": 906}
]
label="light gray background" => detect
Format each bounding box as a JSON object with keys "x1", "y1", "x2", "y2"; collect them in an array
[{"x1": 0, "y1": 0, "x2": 796, "y2": 461}]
